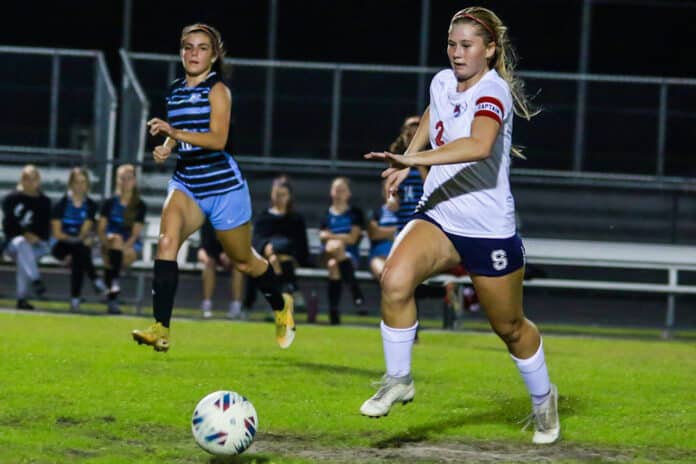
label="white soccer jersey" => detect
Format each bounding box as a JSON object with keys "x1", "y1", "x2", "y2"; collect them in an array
[{"x1": 418, "y1": 68, "x2": 516, "y2": 238}]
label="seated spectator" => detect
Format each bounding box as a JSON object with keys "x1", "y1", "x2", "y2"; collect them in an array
[
  {"x1": 252, "y1": 176, "x2": 309, "y2": 300},
  {"x1": 51, "y1": 167, "x2": 106, "y2": 312},
  {"x1": 366, "y1": 180, "x2": 400, "y2": 315},
  {"x1": 319, "y1": 176, "x2": 365, "y2": 325},
  {"x1": 1, "y1": 165, "x2": 51, "y2": 310},
  {"x1": 97, "y1": 164, "x2": 147, "y2": 314},
  {"x1": 198, "y1": 218, "x2": 246, "y2": 319}
]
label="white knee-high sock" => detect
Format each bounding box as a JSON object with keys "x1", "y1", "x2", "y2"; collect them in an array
[
  {"x1": 511, "y1": 338, "x2": 551, "y2": 406},
  {"x1": 381, "y1": 320, "x2": 418, "y2": 378}
]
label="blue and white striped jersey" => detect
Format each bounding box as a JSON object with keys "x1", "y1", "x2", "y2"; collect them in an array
[{"x1": 166, "y1": 72, "x2": 244, "y2": 199}]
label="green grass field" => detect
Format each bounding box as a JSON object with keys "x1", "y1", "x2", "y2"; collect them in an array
[{"x1": 1, "y1": 310, "x2": 694, "y2": 463}]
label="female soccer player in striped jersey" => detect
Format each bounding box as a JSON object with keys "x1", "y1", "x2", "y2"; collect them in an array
[
  {"x1": 131, "y1": 23, "x2": 294, "y2": 352},
  {"x1": 361, "y1": 7, "x2": 560, "y2": 444}
]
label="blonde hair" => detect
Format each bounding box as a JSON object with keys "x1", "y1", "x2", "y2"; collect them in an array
[
  {"x1": 450, "y1": 7, "x2": 538, "y2": 158},
  {"x1": 68, "y1": 167, "x2": 90, "y2": 193},
  {"x1": 115, "y1": 164, "x2": 142, "y2": 227},
  {"x1": 331, "y1": 176, "x2": 351, "y2": 190},
  {"x1": 17, "y1": 164, "x2": 40, "y2": 191}
]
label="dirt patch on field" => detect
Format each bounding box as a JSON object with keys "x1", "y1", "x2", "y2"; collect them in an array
[{"x1": 229, "y1": 432, "x2": 687, "y2": 463}]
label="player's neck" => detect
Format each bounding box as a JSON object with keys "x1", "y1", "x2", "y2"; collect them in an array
[
  {"x1": 456, "y1": 67, "x2": 489, "y2": 92},
  {"x1": 185, "y1": 69, "x2": 212, "y2": 87}
]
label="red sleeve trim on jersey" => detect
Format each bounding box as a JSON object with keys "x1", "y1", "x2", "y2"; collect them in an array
[
  {"x1": 474, "y1": 110, "x2": 503, "y2": 125},
  {"x1": 476, "y1": 96, "x2": 504, "y2": 111},
  {"x1": 474, "y1": 96, "x2": 504, "y2": 125}
]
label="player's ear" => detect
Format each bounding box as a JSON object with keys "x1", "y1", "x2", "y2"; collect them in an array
[{"x1": 485, "y1": 42, "x2": 496, "y2": 60}]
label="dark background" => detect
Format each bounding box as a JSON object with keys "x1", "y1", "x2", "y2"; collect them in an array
[{"x1": 3, "y1": 0, "x2": 695, "y2": 77}]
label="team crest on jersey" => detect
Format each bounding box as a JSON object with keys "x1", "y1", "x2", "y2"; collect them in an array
[
  {"x1": 188, "y1": 93, "x2": 201, "y2": 103},
  {"x1": 453, "y1": 103, "x2": 465, "y2": 117}
]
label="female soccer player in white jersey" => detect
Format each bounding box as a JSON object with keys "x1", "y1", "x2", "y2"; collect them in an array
[
  {"x1": 361, "y1": 7, "x2": 560, "y2": 444},
  {"x1": 131, "y1": 23, "x2": 295, "y2": 352}
]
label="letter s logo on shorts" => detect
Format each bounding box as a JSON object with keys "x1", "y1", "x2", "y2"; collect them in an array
[{"x1": 491, "y1": 249, "x2": 508, "y2": 271}]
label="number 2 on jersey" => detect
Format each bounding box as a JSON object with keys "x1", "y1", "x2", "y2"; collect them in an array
[{"x1": 434, "y1": 120, "x2": 444, "y2": 146}]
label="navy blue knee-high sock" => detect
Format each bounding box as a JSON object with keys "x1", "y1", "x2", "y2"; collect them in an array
[{"x1": 153, "y1": 259, "x2": 178, "y2": 327}]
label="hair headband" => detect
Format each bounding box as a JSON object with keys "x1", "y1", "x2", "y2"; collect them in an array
[{"x1": 451, "y1": 11, "x2": 496, "y2": 41}]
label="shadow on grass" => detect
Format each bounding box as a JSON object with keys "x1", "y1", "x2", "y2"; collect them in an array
[
  {"x1": 371, "y1": 392, "x2": 583, "y2": 449},
  {"x1": 293, "y1": 360, "x2": 383, "y2": 378}
]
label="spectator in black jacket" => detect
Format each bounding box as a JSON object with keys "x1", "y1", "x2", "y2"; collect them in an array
[
  {"x1": 1, "y1": 165, "x2": 51, "y2": 310},
  {"x1": 51, "y1": 167, "x2": 106, "y2": 312},
  {"x1": 249, "y1": 176, "x2": 309, "y2": 312}
]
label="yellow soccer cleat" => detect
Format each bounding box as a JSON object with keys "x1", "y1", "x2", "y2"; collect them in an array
[
  {"x1": 131, "y1": 322, "x2": 170, "y2": 352},
  {"x1": 274, "y1": 293, "x2": 296, "y2": 349}
]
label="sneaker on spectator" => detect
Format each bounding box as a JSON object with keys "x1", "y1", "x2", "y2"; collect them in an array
[
  {"x1": 32, "y1": 279, "x2": 46, "y2": 297},
  {"x1": 93, "y1": 278, "x2": 107, "y2": 295},
  {"x1": 107, "y1": 300, "x2": 122, "y2": 315},
  {"x1": 227, "y1": 301, "x2": 247, "y2": 320},
  {"x1": 201, "y1": 299, "x2": 213, "y2": 319},
  {"x1": 351, "y1": 283, "x2": 365, "y2": 306},
  {"x1": 16, "y1": 299, "x2": 35, "y2": 310},
  {"x1": 70, "y1": 297, "x2": 81, "y2": 313}
]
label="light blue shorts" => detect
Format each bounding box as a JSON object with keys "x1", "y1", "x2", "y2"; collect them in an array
[{"x1": 168, "y1": 179, "x2": 252, "y2": 231}]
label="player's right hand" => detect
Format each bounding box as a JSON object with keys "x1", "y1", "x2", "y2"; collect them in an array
[
  {"x1": 384, "y1": 167, "x2": 410, "y2": 197},
  {"x1": 153, "y1": 144, "x2": 172, "y2": 164}
]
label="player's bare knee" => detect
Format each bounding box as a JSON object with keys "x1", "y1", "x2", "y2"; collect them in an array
[
  {"x1": 234, "y1": 260, "x2": 254, "y2": 275},
  {"x1": 494, "y1": 318, "x2": 524, "y2": 346},
  {"x1": 157, "y1": 234, "x2": 179, "y2": 259},
  {"x1": 381, "y1": 267, "x2": 413, "y2": 306}
]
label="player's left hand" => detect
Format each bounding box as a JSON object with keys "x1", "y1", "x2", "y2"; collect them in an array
[
  {"x1": 364, "y1": 151, "x2": 416, "y2": 170},
  {"x1": 147, "y1": 118, "x2": 175, "y2": 138}
]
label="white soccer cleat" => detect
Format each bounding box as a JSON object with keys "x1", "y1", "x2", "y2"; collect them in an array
[
  {"x1": 360, "y1": 374, "x2": 415, "y2": 417},
  {"x1": 523, "y1": 384, "x2": 560, "y2": 444}
]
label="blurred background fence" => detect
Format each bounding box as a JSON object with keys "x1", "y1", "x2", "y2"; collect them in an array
[
  {"x1": 1, "y1": 45, "x2": 695, "y2": 245},
  {"x1": 0, "y1": 46, "x2": 116, "y2": 197},
  {"x1": 120, "y1": 52, "x2": 696, "y2": 245}
]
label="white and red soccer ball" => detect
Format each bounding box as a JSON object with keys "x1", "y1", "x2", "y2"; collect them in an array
[{"x1": 191, "y1": 390, "x2": 258, "y2": 456}]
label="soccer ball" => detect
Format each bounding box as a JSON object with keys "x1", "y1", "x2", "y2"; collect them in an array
[{"x1": 191, "y1": 390, "x2": 258, "y2": 456}]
